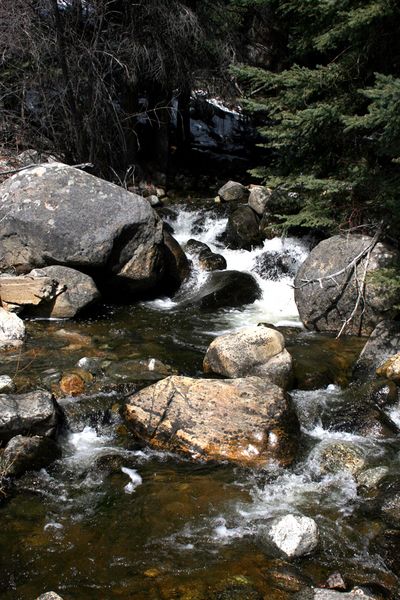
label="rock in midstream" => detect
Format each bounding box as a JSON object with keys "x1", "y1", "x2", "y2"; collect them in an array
[
  {"x1": 203, "y1": 325, "x2": 293, "y2": 389},
  {"x1": 294, "y1": 235, "x2": 400, "y2": 335},
  {"x1": 124, "y1": 375, "x2": 300, "y2": 467},
  {"x1": 0, "y1": 307, "x2": 25, "y2": 350},
  {"x1": 264, "y1": 514, "x2": 319, "y2": 558},
  {"x1": 0, "y1": 163, "x2": 165, "y2": 297},
  {"x1": 352, "y1": 321, "x2": 400, "y2": 383},
  {"x1": 0, "y1": 390, "x2": 59, "y2": 442},
  {"x1": 1, "y1": 435, "x2": 61, "y2": 477}
]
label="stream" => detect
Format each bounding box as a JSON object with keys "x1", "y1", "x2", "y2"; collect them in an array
[{"x1": 0, "y1": 205, "x2": 398, "y2": 599}]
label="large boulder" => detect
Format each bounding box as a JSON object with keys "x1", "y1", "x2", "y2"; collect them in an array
[
  {"x1": 27, "y1": 266, "x2": 100, "y2": 318},
  {"x1": 0, "y1": 390, "x2": 59, "y2": 442},
  {"x1": 225, "y1": 205, "x2": 263, "y2": 250},
  {"x1": 203, "y1": 326, "x2": 293, "y2": 388},
  {"x1": 0, "y1": 307, "x2": 25, "y2": 349},
  {"x1": 0, "y1": 163, "x2": 165, "y2": 296},
  {"x1": 352, "y1": 321, "x2": 400, "y2": 383},
  {"x1": 218, "y1": 180, "x2": 249, "y2": 203},
  {"x1": 178, "y1": 270, "x2": 261, "y2": 310},
  {"x1": 294, "y1": 235, "x2": 400, "y2": 335},
  {"x1": 125, "y1": 375, "x2": 300, "y2": 467}
]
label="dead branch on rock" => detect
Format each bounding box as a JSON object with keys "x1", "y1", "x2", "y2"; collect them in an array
[{"x1": 293, "y1": 225, "x2": 382, "y2": 291}]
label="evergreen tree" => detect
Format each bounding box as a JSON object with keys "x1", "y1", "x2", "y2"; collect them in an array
[{"x1": 232, "y1": 0, "x2": 400, "y2": 238}]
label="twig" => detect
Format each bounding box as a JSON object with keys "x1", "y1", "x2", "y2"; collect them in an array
[{"x1": 293, "y1": 226, "x2": 382, "y2": 290}]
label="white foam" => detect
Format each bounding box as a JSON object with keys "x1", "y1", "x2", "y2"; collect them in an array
[{"x1": 121, "y1": 467, "x2": 143, "y2": 494}]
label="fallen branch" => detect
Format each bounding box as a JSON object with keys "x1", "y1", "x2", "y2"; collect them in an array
[{"x1": 293, "y1": 225, "x2": 382, "y2": 290}]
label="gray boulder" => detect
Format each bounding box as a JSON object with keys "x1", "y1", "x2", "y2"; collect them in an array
[
  {"x1": 0, "y1": 163, "x2": 165, "y2": 297},
  {"x1": 0, "y1": 390, "x2": 58, "y2": 442},
  {"x1": 294, "y1": 235, "x2": 400, "y2": 335},
  {"x1": 352, "y1": 321, "x2": 400, "y2": 383},
  {"x1": 203, "y1": 326, "x2": 293, "y2": 388},
  {"x1": 1, "y1": 435, "x2": 61, "y2": 477},
  {"x1": 218, "y1": 180, "x2": 249, "y2": 202},
  {"x1": 265, "y1": 514, "x2": 319, "y2": 558},
  {"x1": 0, "y1": 307, "x2": 25, "y2": 349},
  {"x1": 125, "y1": 375, "x2": 300, "y2": 467},
  {"x1": 28, "y1": 266, "x2": 100, "y2": 318}
]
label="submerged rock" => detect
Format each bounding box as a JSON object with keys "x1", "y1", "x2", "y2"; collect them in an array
[
  {"x1": 1, "y1": 435, "x2": 61, "y2": 477},
  {"x1": 0, "y1": 163, "x2": 165, "y2": 297},
  {"x1": 218, "y1": 180, "x2": 249, "y2": 203},
  {"x1": 296, "y1": 588, "x2": 378, "y2": 599},
  {"x1": 0, "y1": 390, "x2": 58, "y2": 442},
  {"x1": 203, "y1": 326, "x2": 293, "y2": 388},
  {"x1": 352, "y1": 321, "x2": 400, "y2": 383},
  {"x1": 265, "y1": 514, "x2": 319, "y2": 558},
  {"x1": 294, "y1": 235, "x2": 400, "y2": 335},
  {"x1": 27, "y1": 266, "x2": 100, "y2": 318},
  {"x1": 317, "y1": 441, "x2": 366, "y2": 476},
  {"x1": 125, "y1": 375, "x2": 300, "y2": 467},
  {"x1": 0, "y1": 307, "x2": 25, "y2": 349}
]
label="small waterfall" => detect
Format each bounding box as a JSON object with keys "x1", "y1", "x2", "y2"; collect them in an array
[{"x1": 160, "y1": 206, "x2": 310, "y2": 328}]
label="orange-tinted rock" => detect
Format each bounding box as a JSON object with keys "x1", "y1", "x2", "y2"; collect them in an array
[{"x1": 125, "y1": 375, "x2": 299, "y2": 468}]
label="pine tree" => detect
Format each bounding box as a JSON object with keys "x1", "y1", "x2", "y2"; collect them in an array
[{"x1": 232, "y1": 0, "x2": 400, "y2": 237}]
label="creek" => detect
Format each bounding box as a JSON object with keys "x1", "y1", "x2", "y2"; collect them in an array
[{"x1": 0, "y1": 205, "x2": 398, "y2": 599}]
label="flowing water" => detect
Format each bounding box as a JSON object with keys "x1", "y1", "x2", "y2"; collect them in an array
[{"x1": 0, "y1": 205, "x2": 398, "y2": 599}]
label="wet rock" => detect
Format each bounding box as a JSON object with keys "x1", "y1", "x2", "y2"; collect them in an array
[
  {"x1": 180, "y1": 270, "x2": 261, "y2": 310},
  {"x1": 254, "y1": 251, "x2": 297, "y2": 281},
  {"x1": 296, "y1": 589, "x2": 378, "y2": 599},
  {"x1": 0, "y1": 307, "x2": 25, "y2": 349},
  {"x1": 225, "y1": 206, "x2": 262, "y2": 250},
  {"x1": 325, "y1": 573, "x2": 346, "y2": 591},
  {"x1": 265, "y1": 514, "x2": 319, "y2": 558},
  {"x1": 0, "y1": 274, "x2": 59, "y2": 311},
  {"x1": 264, "y1": 560, "x2": 312, "y2": 592},
  {"x1": 125, "y1": 375, "x2": 300, "y2": 467},
  {"x1": 373, "y1": 529, "x2": 400, "y2": 578},
  {"x1": 352, "y1": 321, "x2": 400, "y2": 383},
  {"x1": 59, "y1": 371, "x2": 91, "y2": 396},
  {"x1": 0, "y1": 375, "x2": 14, "y2": 393},
  {"x1": 324, "y1": 384, "x2": 398, "y2": 438},
  {"x1": 198, "y1": 249, "x2": 227, "y2": 271},
  {"x1": 294, "y1": 235, "x2": 400, "y2": 336},
  {"x1": 105, "y1": 358, "x2": 175, "y2": 383},
  {"x1": 0, "y1": 390, "x2": 58, "y2": 442},
  {"x1": 318, "y1": 442, "x2": 366, "y2": 476},
  {"x1": 27, "y1": 266, "x2": 100, "y2": 318},
  {"x1": 218, "y1": 180, "x2": 249, "y2": 203},
  {"x1": 357, "y1": 467, "x2": 389, "y2": 490},
  {"x1": 203, "y1": 326, "x2": 293, "y2": 389},
  {"x1": 76, "y1": 356, "x2": 104, "y2": 375},
  {"x1": 376, "y1": 353, "x2": 400, "y2": 383},
  {"x1": 1, "y1": 435, "x2": 61, "y2": 477},
  {"x1": 0, "y1": 163, "x2": 165, "y2": 297},
  {"x1": 381, "y1": 492, "x2": 400, "y2": 529},
  {"x1": 248, "y1": 185, "x2": 272, "y2": 216},
  {"x1": 59, "y1": 394, "x2": 122, "y2": 432},
  {"x1": 185, "y1": 238, "x2": 211, "y2": 256},
  {"x1": 162, "y1": 230, "x2": 190, "y2": 293},
  {"x1": 362, "y1": 379, "x2": 399, "y2": 408}
]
